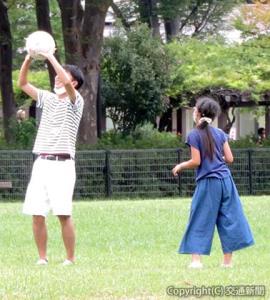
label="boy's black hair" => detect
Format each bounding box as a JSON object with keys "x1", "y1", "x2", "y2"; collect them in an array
[
  {"x1": 63, "y1": 64, "x2": 84, "y2": 90},
  {"x1": 196, "y1": 96, "x2": 221, "y2": 161}
]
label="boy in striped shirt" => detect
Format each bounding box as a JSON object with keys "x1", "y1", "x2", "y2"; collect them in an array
[{"x1": 18, "y1": 52, "x2": 84, "y2": 266}]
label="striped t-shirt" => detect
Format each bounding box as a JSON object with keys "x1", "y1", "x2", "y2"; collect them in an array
[{"x1": 33, "y1": 89, "x2": 84, "y2": 158}]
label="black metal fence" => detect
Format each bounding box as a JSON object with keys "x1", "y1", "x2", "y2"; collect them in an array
[{"x1": 0, "y1": 148, "x2": 269, "y2": 200}]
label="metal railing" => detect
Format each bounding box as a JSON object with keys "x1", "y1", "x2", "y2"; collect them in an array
[{"x1": 0, "y1": 148, "x2": 269, "y2": 200}]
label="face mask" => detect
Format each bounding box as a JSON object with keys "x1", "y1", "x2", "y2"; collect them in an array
[{"x1": 54, "y1": 87, "x2": 66, "y2": 95}]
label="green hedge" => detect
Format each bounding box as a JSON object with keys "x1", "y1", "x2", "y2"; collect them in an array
[{"x1": 79, "y1": 125, "x2": 184, "y2": 150}]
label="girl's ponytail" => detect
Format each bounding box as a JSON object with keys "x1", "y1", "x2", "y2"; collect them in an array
[{"x1": 197, "y1": 120, "x2": 215, "y2": 160}]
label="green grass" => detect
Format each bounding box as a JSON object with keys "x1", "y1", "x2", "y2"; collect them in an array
[{"x1": 0, "y1": 196, "x2": 269, "y2": 300}]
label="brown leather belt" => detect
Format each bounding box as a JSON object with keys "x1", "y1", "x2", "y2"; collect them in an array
[{"x1": 39, "y1": 154, "x2": 72, "y2": 161}]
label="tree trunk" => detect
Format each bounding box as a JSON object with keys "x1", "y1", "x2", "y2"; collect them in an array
[
  {"x1": 149, "y1": 0, "x2": 160, "y2": 39},
  {"x1": 138, "y1": 0, "x2": 151, "y2": 26},
  {"x1": 0, "y1": 0, "x2": 16, "y2": 143},
  {"x1": 57, "y1": 0, "x2": 83, "y2": 65},
  {"x1": 35, "y1": 0, "x2": 60, "y2": 90},
  {"x1": 265, "y1": 105, "x2": 270, "y2": 138},
  {"x1": 96, "y1": 73, "x2": 106, "y2": 137},
  {"x1": 138, "y1": 0, "x2": 161, "y2": 38},
  {"x1": 111, "y1": 2, "x2": 130, "y2": 31},
  {"x1": 220, "y1": 107, "x2": 236, "y2": 134},
  {"x1": 164, "y1": 17, "x2": 180, "y2": 41},
  {"x1": 218, "y1": 111, "x2": 228, "y2": 132},
  {"x1": 79, "y1": 1, "x2": 110, "y2": 144},
  {"x1": 58, "y1": 0, "x2": 110, "y2": 144}
]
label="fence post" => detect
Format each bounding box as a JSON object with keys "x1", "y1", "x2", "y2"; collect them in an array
[
  {"x1": 105, "y1": 150, "x2": 112, "y2": 198},
  {"x1": 177, "y1": 149, "x2": 182, "y2": 197},
  {"x1": 247, "y1": 149, "x2": 253, "y2": 195}
]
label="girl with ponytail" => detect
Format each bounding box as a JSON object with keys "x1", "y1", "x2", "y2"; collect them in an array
[{"x1": 172, "y1": 97, "x2": 254, "y2": 268}]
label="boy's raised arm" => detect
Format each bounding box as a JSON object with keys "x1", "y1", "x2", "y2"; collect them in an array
[
  {"x1": 41, "y1": 53, "x2": 77, "y2": 103},
  {"x1": 18, "y1": 55, "x2": 38, "y2": 101}
]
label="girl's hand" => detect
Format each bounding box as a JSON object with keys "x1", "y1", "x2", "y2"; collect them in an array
[{"x1": 172, "y1": 164, "x2": 182, "y2": 177}]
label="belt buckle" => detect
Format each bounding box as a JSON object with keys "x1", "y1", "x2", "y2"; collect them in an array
[{"x1": 46, "y1": 155, "x2": 56, "y2": 160}]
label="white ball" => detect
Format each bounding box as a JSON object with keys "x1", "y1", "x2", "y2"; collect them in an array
[{"x1": 25, "y1": 31, "x2": 55, "y2": 60}]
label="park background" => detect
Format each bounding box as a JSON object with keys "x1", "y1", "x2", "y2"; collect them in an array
[{"x1": 0, "y1": 0, "x2": 270, "y2": 299}]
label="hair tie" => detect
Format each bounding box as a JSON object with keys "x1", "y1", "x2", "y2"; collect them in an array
[{"x1": 199, "y1": 117, "x2": 212, "y2": 125}]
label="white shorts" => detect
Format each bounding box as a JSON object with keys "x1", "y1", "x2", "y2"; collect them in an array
[{"x1": 23, "y1": 157, "x2": 76, "y2": 217}]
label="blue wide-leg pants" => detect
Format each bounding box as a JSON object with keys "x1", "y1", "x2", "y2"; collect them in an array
[{"x1": 179, "y1": 176, "x2": 254, "y2": 255}]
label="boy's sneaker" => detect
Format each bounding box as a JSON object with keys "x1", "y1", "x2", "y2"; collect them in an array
[
  {"x1": 188, "y1": 261, "x2": 203, "y2": 269},
  {"x1": 36, "y1": 258, "x2": 48, "y2": 265},
  {"x1": 62, "y1": 259, "x2": 74, "y2": 266}
]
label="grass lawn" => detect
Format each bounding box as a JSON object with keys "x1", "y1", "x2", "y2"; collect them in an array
[{"x1": 0, "y1": 196, "x2": 269, "y2": 299}]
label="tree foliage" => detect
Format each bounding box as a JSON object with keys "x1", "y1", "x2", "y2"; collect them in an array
[
  {"x1": 93, "y1": 123, "x2": 182, "y2": 149},
  {"x1": 57, "y1": 0, "x2": 112, "y2": 144},
  {"x1": 2, "y1": 0, "x2": 270, "y2": 146},
  {"x1": 159, "y1": 0, "x2": 242, "y2": 36},
  {"x1": 234, "y1": 0, "x2": 270, "y2": 37},
  {"x1": 166, "y1": 36, "x2": 270, "y2": 104},
  {"x1": 113, "y1": 0, "x2": 242, "y2": 40},
  {"x1": 4, "y1": 0, "x2": 111, "y2": 145},
  {"x1": 7, "y1": 0, "x2": 64, "y2": 69},
  {"x1": 101, "y1": 24, "x2": 171, "y2": 133}
]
